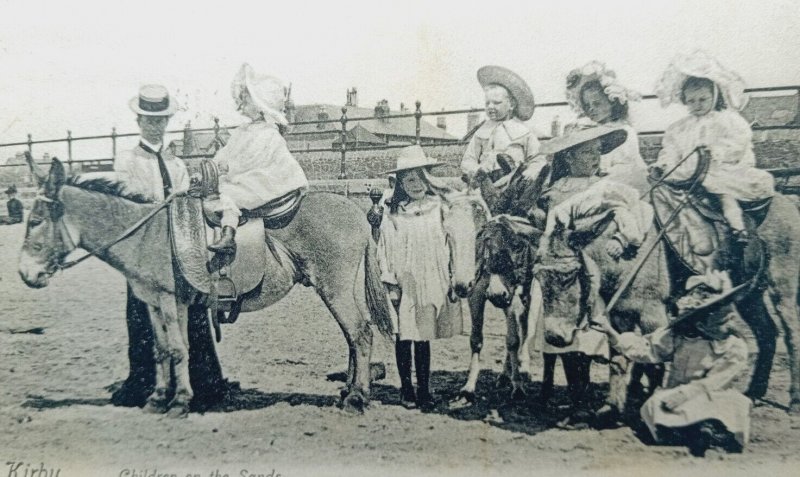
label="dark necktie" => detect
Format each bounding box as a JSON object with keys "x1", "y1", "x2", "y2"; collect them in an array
[{"x1": 139, "y1": 142, "x2": 172, "y2": 199}]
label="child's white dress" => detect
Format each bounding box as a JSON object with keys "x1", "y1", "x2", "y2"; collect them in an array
[
  {"x1": 617, "y1": 327, "x2": 751, "y2": 447},
  {"x1": 377, "y1": 195, "x2": 462, "y2": 341},
  {"x1": 655, "y1": 110, "x2": 774, "y2": 201}
]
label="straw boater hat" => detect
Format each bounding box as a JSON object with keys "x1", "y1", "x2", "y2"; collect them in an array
[
  {"x1": 540, "y1": 125, "x2": 628, "y2": 156},
  {"x1": 129, "y1": 84, "x2": 177, "y2": 116},
  {"x1": 477, "y1": 65, "x2": 536, "y2": 121},
  {"x1": 654, "y1": 49, "x2": 748, "y2": 111},
  {"x1": 565, "y1": 61, "x2": 642, "y2": 115},
  {"x1": 231, "y1": 63, "x2": 289, "y2": 126},
  {"x1": 5, "y1": 185, "x2": 17, "y2": 195},
  {"x1": 383, "y1": 145, "x2": 444, "y2": 174}
]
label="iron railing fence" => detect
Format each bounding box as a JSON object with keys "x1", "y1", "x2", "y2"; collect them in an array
[{"x1": 2, "y1": 85, "x2": 799, "y2": 181}]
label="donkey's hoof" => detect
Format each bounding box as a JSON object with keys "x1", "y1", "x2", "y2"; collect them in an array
[
  {"x1": 341, "y1": 389, "x2": 368, "y2": 414},
  {"x1": 166, "y1": 402, "x2": 191, "y2": 418},
  {"x1": 457, "y1": 389, "x2": 477, "y2": 404},
  {"x1": 591, "y1": 404, "x2": 623, "y2": 429},
  {"x1": 143, "y1": 399, "x2": 168, "y2": 414}
]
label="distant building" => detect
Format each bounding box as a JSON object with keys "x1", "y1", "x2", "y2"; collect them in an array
[
  {"x1": 285, "y1": 89, "x2": 458, "y2": 151},
  {"x1": 741, "y1": 93, "x2": 800, "y2": 127},
  {"x1": 168, "y1": 122, "x2": 232, "y2": 158}
]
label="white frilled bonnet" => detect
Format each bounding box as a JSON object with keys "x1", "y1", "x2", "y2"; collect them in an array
[
  {"x1": 565, "y1": 61, "x2": 642, "y2": 116},
  {"x1": 231, "y1": 63, "x2": 289, "y2": 125},
  {"x1": 654, "y1": 50, "x2": 748, "y2": 111}
]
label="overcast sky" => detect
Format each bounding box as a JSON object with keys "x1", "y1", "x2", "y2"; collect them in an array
[{"x1": 1, "y1": 0, "x2": 798, "y2": 160}]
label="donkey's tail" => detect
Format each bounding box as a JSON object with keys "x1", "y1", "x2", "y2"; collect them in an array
[{"x1": 364, "y1": 239, "x2": 394, "y2": 338}]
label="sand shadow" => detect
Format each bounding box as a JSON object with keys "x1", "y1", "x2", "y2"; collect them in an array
[{"x1": 369, "y1": 369, "x2": 615, "y2": 437}]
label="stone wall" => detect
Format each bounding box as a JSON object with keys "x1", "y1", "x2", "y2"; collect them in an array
[{"x1": 295, "y1": 129, "x2": 800, "y2": 180}]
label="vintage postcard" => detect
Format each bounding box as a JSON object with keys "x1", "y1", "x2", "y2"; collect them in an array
[{"x1": 1, "y1": 1, "x2": 799, "y2": 476}]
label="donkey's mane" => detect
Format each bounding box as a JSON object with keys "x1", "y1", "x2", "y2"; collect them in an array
[{"x1": 66, "y1": 176, "x2": 150, "y2": 204}]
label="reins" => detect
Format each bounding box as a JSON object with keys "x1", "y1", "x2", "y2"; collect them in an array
[{"x1": 49, "y1": 190, "x2": 184, "y2": 273}]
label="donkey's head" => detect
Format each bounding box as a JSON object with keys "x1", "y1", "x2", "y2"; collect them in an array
[
  {"x1": 18, "y1": 158, "x2": 73, "y2": 288},
  {"x1": 533, "y1": 223, "x2": 601, "y2": 347},
  {"x1": 443, "y1": 189, "x2": 490, "y2": 299}
]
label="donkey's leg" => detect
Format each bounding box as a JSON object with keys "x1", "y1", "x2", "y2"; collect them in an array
[
  {"x1": 143, "y1": 305, "x2": 171, "y2": 414},
  {"x1": 318, "y1": 258, "x2": 374, "y2": 414},
  {"x1": 163, "y1": 297, "x2": 192, "y2": 417},
  {"x1": 767, "y1": 275, "x2": 800, "y2": 412},
  {"x1": 504, "y1": 289, "x2": 527, "y2": 401},
  {"x1": 459, "y1": 273, "x2": 488, "y2": 402},
  {"x1": 737, "y1": 293, "x2": 778, "y2": 402}
]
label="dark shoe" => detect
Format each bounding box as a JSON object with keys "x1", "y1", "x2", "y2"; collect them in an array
[
  {"x1": 400, "y1": 387, "x2": 417, "y2": 409},
  {"x1": 208, "y1": 226, "x2": 237, "y2": 253},
  {"x1": 416, "y1": 390, "x2": 440, "y2": 412},
  {"x1": 732, "y1": 229, "x2": 751, "y2": 244}
]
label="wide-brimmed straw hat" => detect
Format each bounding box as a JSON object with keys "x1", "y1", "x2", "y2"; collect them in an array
[
  {"x1": 477, "y1": 65, "x2": 536, "y2": 121},
  {"x1": 670, "y1": 270, "x2": 739, "y2": 335},
  {"x1": 565, "y1": 61, "x2": 642, "y2": 115},
  {"x1": 5, "y1": 185, "x2": 17, "y2": 195},
  {"x1": 231, "y1": 63, "x2": 289, "y2": 126},
  {"x1": 655, "y1": 49, "x2": 748, "y2": 111},
  {"x1": 129, "y1": 84, "x2": 177, "y2": 116},
  {"x1": 540, "y1": 125, "x2": 627, "y2": 156},
  {"x1": 383, "y1": 145, "x2": 444, "y2": 174}
]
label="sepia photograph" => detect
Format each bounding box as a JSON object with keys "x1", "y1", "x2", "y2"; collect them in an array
[{"x1": 1, "y1": 1, "x2": 799, "y2": 475}]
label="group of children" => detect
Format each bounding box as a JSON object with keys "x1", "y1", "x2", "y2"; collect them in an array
[
  {"x1": 117, "y1": 50, "x2": 767, "y2": 456},
  {"x1": 373, "y1": 50, "x2": 771, "y2": 456}
]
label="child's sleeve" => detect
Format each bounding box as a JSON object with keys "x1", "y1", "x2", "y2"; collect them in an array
[
  {"x1": 693, "y1": 335, "x2": 749, "y2": 394},
  {"x1": 710, "y1": 112, "x2": 755, "y2": 167},
  {"x1": 615, "y1": 327, "x2": 675, "y2": 363},
  {"x1": 460, "y1": 136, "x2": 482, "y2": 176}
]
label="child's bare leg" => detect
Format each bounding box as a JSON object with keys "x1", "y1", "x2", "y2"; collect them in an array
[{"x1": 718, "y1": 194, "x2": 746, "y2": 232}]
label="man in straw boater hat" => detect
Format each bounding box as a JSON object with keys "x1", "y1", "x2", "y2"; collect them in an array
[
  {"x1": 111, "y1": 84, "x2": 227, "y2": 408},
  {"x1": 0, "y1": 185, "x2": 24, "y2": 225},
  {"x1": 461, "y1": 65, "x2": 542, "y2": 188},
  {"x1": 591, "y1": 269, "x2": 751, "y2": 456}
]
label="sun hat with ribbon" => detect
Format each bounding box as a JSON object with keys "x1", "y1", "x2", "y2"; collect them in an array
[
  {"x1": 129, "y1": 84, "x2": 177, "y2": 116},
  {"x1": 654, "y1": 49, "x2": 748, "y2": 111},
  {"x1": 231, "y1": 63, "x2": 289, "y2": 126},
  {"x1": 565, "y1": 61, "x2": 642, "y2": 116},
  {"x1": 540, "y1": 125, "x2": 628, "y2": 157},
  {"x1": 477, "y1": 65, "x2": 536, "y2": 121},
  {"x1": 383, "y1": 145, "x2": 444, "y2": 174}
]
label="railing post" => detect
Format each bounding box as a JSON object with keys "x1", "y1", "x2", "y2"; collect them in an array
[
  {"x1": 111, "y1": 127, "x2": 117, "y2": 160},
  {"x1": 414, "y1": 100, "x2": 422, "y2": 145},
  {"x1": 27, "y1": 134, "x2": 32, "y2": 154},
  {"x1": 66, "y1": 130, "x2": 73, "y2": 174},
  {"x1": 213, "y1": 117, "x2": 221, "y2": 153},
  {"x1": 339, "y1": 107, "x2": 348, "y2": 180}
]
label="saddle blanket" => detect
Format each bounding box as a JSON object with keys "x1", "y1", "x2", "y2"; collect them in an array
[{"x1": 169, "y1": 196, "x2": 266, "y2": 295}]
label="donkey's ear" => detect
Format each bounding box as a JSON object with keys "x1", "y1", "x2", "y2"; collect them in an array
[
  {"x1": 44, "y1": 158, "x2": 66, "y2": 198},
  {"x1": 24, "y1": 151, "x2": 48, "y2": 186}
]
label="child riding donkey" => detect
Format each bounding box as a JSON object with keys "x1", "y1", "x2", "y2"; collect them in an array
[
  {"x1": 204, "y1": 63, "x2": 308, "y2": 254},
  {"x1": 650, "y1": 50, "x2": 774, "y2": 245}
]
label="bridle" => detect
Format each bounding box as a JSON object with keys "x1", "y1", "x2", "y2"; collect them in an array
[
  {"x1": 443, "y1": 192, "x2": 490, "y2": 301},
  {"x1": 25, "y1": 187, "x2": 180, "y2": 277},
  {"x1": 533, "y1": 248, "x2": 599, "y2": 336}
]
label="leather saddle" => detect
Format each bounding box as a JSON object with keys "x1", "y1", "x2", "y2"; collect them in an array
[{"x1": 650, "y1": 150, "x2": 771, "y2": 276}]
